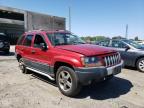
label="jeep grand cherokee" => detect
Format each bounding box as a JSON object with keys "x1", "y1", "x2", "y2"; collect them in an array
[{"x1": 15, "y1": 30, "x2": 123, "y2": 97}]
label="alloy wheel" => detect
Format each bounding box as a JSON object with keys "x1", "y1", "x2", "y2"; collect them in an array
[
  {"x1": 138, "y1": 60, "x2": 144, "y2": 72},
  {"x1": 58, "y1": 70, "x2": 72, "y2": 92}
]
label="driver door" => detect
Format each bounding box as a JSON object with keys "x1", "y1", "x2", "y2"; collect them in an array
[
  {"x1": 31, "y1": 34, "x2": 51, "y2": 74},
  {"x1": 110, "y1": 40, "x2": 136, "y2": 66}
]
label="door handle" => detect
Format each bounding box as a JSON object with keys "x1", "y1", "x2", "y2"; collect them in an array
[{"x1": 31, "y1": 50, "x2": 36, "y2": 54}]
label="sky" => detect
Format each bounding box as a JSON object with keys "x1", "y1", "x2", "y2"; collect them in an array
[{"x1": 0, "y1": 0, "x2": 144, "y2": 39}]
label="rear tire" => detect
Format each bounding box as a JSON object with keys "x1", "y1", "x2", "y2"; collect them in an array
[
  {"x1": 19, "y1": 58, "x2": 28, "y2": 74},
  {"x1": 56, "y1": 66, "x2": 81, "y2": 97},
  {"x1": 136, "y1": 58, "x2": 144, "y2": 73}
]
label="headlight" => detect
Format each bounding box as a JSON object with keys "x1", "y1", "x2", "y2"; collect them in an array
[{"x1": 81, "y1": 57, "x2": 103, "y2": 67}]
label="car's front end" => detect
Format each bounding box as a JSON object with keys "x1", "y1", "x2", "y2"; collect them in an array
[
  {"x1": 75, "y1": 52, "x2": 123, "y2": 85},
  {"x1": 56, "y1": 43, "x2": 123, "y2": 85}
]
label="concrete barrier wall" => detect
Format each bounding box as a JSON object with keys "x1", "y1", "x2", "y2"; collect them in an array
[
  {"x1": 0, "y1": 6, "x2": 66, "y2": 44},
  {"x1": 26, "y1": 11, "x2": 65, "y2": 31}
]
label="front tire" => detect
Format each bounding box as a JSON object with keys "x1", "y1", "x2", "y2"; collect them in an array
[
  {"x1": 19, "y1": 58, "x2": 28, "y2": 74},
  {"x1": 136, "y1": 58, "x2": 144, "y2": 72},
  {"x1": 56, "y1": 66, "x2": 81, "y2": 97}
]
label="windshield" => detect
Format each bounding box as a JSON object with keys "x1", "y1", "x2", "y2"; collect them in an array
[
  {"x1": 123, "y1": 39, "x2": 143, "y2": 49},
  {"x1": 47, "y1": 33, "x2": 85, "y2": 46}
]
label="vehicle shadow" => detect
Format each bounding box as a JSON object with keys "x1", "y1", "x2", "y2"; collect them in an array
[
  {"x1": 0, "y1": 52, "x2": 15, "y2": 56},
  {"x1": 76, "y1": 77, "x2": 133, "y2": 100},
  {"x1": 30, "y1": 72, "x2": 133, "y2": 100},
  {"x1": 124, "y1": 66, "x2": 137, "y2": 71}
]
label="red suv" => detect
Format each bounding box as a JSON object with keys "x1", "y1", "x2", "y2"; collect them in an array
[{"x1": 15, "y1": 30, "x2": 123, "y2": 97}]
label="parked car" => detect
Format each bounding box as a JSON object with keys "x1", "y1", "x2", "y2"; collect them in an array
[
  {"x1": 96, "y1": 39, "x2": 144, "y2": 72},
  {"x1": 0, "y1": 33, "x2": 10, "y2": 54},
  {"x1": 136, "y1": 41, "x2": 144, "y2": 46},
  {"x1": 15, "y1": 30, "x2": 123, "y2": 97}
]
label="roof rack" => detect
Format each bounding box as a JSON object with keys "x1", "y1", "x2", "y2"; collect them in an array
[
  {"x1": 27, "y1": 29, "x2": 44, "y2": 32},
  {"x1": 27, "y1": 29, "x2": 71, "y2": 33}
]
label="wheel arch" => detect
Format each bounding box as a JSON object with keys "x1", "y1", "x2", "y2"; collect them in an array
[
  {"x1": 16, "y1": 54, "x2": 22, "y2": 61},
  {"x1": 135, "y1": 56, "x2": 144, "y2": 66},
  {"x1": 54, "y1": 61, "x2": 74, "y2": 78}
]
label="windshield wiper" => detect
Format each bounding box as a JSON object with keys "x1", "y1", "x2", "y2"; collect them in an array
[{"x1": 71, "y1": 41, "x2": 86, "y2": 45}]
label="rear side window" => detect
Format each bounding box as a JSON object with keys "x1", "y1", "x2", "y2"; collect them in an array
[
  {"x1": 99, "y1": 40, "x2": 110, "y2": 47},
  {"x1": 23, "y1": 35, "x2": 33, "y2": 46},
  {"x1": 111, "y1": 40, "x2": 127, "y2": 48},
  {"x1": 17, "y1": 35, "x2": 25, "y2": 45}
]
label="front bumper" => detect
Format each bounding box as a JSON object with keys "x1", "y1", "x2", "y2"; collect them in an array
[{"x1": 75, "y1": 60, "x2": 123, "y2": 85}]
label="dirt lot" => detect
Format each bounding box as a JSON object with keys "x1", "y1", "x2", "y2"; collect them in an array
[{"x1": 0, "y1": 46, "x2": 144, "y2": 108}]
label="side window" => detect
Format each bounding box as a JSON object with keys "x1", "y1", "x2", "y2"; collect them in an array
[
  {"x1": 112, "y1": 40, "x2": 119, "y2": 48},
  {"x1": 112, "y1": 40, "x2": 127, "y2": 48},
  {"x1": 17, "y1": 35, "x2": 25, "y2": 45},
  {"x1": 23, "y1": 35, "x2": 33, "y2": 46},
  {"x1": 99, "y1": 40, "x2": 110, "y2": 47},
  {"x1": 34, "y1": 34, "x2": 46, "y2": 48}
]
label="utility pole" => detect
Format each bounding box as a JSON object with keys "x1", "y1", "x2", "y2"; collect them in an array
[
  {"x1": 69, "y1": 7, "x2": 71, "y2": 32},
  {"x1": 125, "y1": 24, "x2": 128, "y2": 39}
]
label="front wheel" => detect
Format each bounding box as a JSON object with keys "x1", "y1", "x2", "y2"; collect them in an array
[
  {"x1": 136, "y1": 58, "x2": 144, "y2": 73},
  {"x1": 56, "y1": 66, "x2": 81, "y2": 97}
]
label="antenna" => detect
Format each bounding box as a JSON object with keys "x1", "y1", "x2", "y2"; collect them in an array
[{"x1": 125, "y1": 24, "x2": 128, "y2": 39}]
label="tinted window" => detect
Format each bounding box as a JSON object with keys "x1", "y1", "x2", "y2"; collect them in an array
[
  {"x1": 98, "y1": 40, "x2": 110, "y2": 47},
  {"x1": 34, "y1": 34, "x2": 46, "y2": 48},
  {"x1": 47, "y1": 33, "x2": 85, "y2": 46},
  {"x1": 23, "y1": 35, "x2": 33, "y2": 46},
  {"x1": 111, "y1": 40, "x2": 127, "y2": 48},
  {"x1": 17, "y1": 35, "x2": 25, "y2": 45}
]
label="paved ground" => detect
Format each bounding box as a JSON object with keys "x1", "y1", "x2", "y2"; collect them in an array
[{"x1": 0, "y1": 46, "x2": 144, "y2": 108}]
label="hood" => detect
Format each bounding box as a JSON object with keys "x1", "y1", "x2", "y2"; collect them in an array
[{"x1": 56, "y1": 44, "x2": 116, "y2": 56}]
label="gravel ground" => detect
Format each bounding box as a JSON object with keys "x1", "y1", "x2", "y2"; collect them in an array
[{"x1": 0, "y1": 46, "x2": 144, "y2": 108}]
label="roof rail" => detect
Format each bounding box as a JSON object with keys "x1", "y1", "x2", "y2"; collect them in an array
[
  {"x1": 27, "y1": 29, "x2": 70, "y2": 33},
  {"x1": 27, "y1": 29, "x2": 44, "y2": 32}
]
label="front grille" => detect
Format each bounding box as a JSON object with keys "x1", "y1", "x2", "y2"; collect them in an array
[{"x1": 104, "y1": 53, "x2": 121, "y2": 67}]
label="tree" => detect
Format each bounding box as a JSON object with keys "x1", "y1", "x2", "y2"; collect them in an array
[
  {"x1": 81, "y1": 36, "x2": 107, "y2": 42},
  {"x1": 112, "y1": 36, "x2": 125, "y2": 40},
  {"x1": 94, "y1": 36, "x2": 107, "y2": 41}
]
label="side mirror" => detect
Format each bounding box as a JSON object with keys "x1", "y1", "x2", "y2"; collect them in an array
[
  {"x1": 125, "y1": 46, "x2": 130, "y2": 51},
  {"x1": 40, "y1": 43, "x2": 48, "y2": 51}
]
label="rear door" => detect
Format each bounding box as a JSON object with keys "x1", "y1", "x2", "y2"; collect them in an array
[{"x1": 21, "y1": 34, "x2": 34, "y2": 66}]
